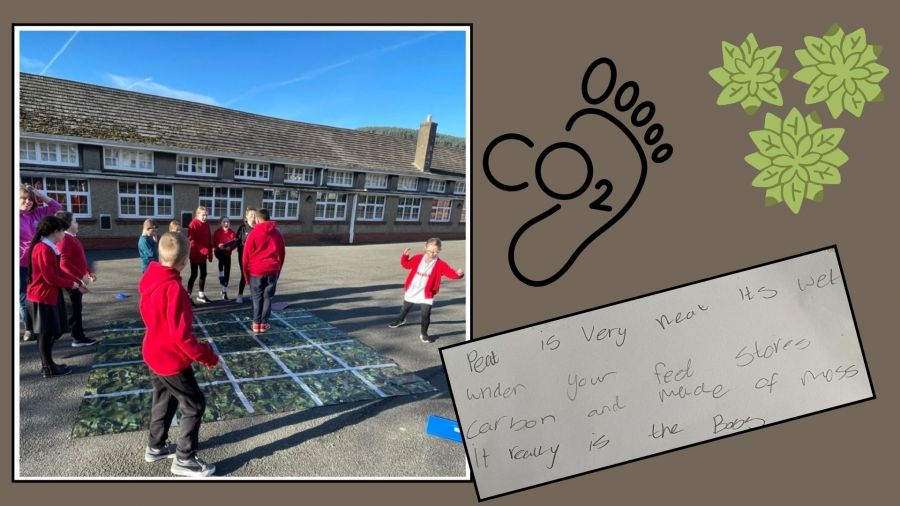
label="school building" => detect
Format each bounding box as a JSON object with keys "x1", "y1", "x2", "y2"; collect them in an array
[{"x1": 18, "y1": 73, "x2": 467, "y2": 249}]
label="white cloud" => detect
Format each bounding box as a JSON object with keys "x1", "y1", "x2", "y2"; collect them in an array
[
  {"x1": 107, "y1": 74, "x2": 219, "y2": 105},
  {"x1": 21, "y1": 57, "x2": 45, "y2": 71}
]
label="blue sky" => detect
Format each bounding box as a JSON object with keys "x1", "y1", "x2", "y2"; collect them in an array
[{"x1": 18, "y1": 28, "x2": 468, "y2": 137}]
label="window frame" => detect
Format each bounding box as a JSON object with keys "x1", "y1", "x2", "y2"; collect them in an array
[
  {"x1": 20, "y1": 139, "x2": 79, "y2": 167},
  {"x1": 104, "y1": 146, "x2": 155, "y2": 173},
  {"x1": 285, "y1": 166, "x2": 316, "y2": 185},
  {"x1": 395, "y1": 197, "x2": 421, "y2": 222},
  {"x1": 453, "y1": 180, "x2": 466, "y2": 195},
  {"x1": 326, "y1": 170, "x2": 354, "y2": 188},
  {"x1": 117, "y1": 181, "x2": 174, "y2": 218},
  {"x1": 427, "y1": 179, "x2": 447, "y2": 193},
  {"x1": 234, "y1": 160, "x2": 271, "y2": 181},
  {"x1": 356, "y1": 195, "x2": 386, "y2": 221},
  {"x1": 176, "y1": 155, "x2": 219, "y2": 177},
  {"x1": 20, "y1": 175, "x2": 92, "y2": 217},
  {"x1": 315, "y1": 191, "x2": 349, "y2": 221},
  {"x1": 429, "y1": 198, "x2": 452, "y2": 223},
  {"x1": 262, "y1": 188, "x2": 301, "y2": 220},
  {"x1": 397, "y1": 175, "x2": 418, "y2": 192},
  {"x1": 199, "y1": 186, "x2": 244, "y2": 219},
  {"x1": 364, "y1": 173, "x2": 389, "y2": 189}
]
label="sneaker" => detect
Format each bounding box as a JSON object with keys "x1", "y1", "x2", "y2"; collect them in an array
[
  {"x1": 235, "y1": 295, "x2": 243, "y2": 304},
  {"x1": 419, "y1": 333, "x2": 432, "y2": 343},
  {"x1": 41, "y1": 363, "x2": 72, "y2": 378},
  {"x1": 22, "y1": 330, "x2": 33, "y2": 342},
  {"x1": 196, "y1": 295, "x2": 211, "y2": 304},
  {"x1": 144, "y1": 442, "x2": 176, "y2": 462},
  {"x1": 170, "y1": 454, "x2": 216, "y2": 477},
  {"x1": 251, "y1": 323, "x2": 259, "y2": 333},
  {"x1": 190, "y1": 299, "x2": 197, "y2": 307},
  {"x1": 221, "y1": 291, "x2": 229, "y2": 301},
  {"x1": 257, "y1": 323, "x2": 270, "y2": 333},
  {"x1": 71, "y1": 337, "x2": 99, "y2": 348},
  {"x1": 387, "y1": 318, "x2": 406, "y2": 329}
]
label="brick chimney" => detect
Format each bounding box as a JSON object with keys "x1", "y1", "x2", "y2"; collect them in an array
[{"x1": 413, "y1": 114, "x2": 437, "y2": 172}]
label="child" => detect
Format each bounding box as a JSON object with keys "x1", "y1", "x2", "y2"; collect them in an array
[
  {"x1": 233, "y1": 207, "x2": 257, "y2": 304},
  {"x1": 387, "y1": 238, "x2": 464, "y2": 343},
  {"x1": 138, "y1": 219, "x2": 159, "y2": 273},
  {"x1": 20, "y1": 184, "x2": 63, "y2": 341},
  {"x1": 55, "y1": 211, "x2": 99, "y2": 348},
  {"x1": 241, "y1": 208, "x2": 285, "y2": 333},
  {"x1": 139, "y1": 232, "x2": 219, "y2": 477},
  {"x1": 186, "y1": 206, "x2": 213, "y2": 304},
  {"x1": 26, "y1": 215, "x2": 87, "y2": 377},
  {"x1": 213, "y1": 217, "x2": 237, "y2": 300},
  {"x1": 169, "y1": 220, "x2": 182, "y2": 234}
]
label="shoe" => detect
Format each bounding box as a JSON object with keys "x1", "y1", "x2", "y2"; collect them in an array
[
  {"x1": 144, "y1": 442, "x2": 177, "y2": 462},
  {"x1": 41, "y1": 363, "x2": 72, "y2": 378},
  {"x1": 71, "y1": 337, "x2": 99, "y2": 348},
  {"x1": 257, "y1": 323, "x2": 270, "y2": 333},
  {"x1": 170, "y1": 454, "x2": 216, "y2": 477},
  {"x1": 22, "y1": 330, "x2": 33, "y2": 342},
  {"x1": 221, "y1": 291, "x2": 229, "y2": 301},
  {"x1": 196, "y1": 295, "x2": 211, "y2": 304},
  {"x1": 419, "y1": 333, "x2": 432, "y2": 343},
  {"x1": 387, "y1": 318, "x2": 406, "y2": 329},
  {"x1": 251, "y1": 323, "x2": 259, "y2": 333},
  {"x1": 190, "y1": 299, "x2": 197, "y2": 307},
  {"x1": 235, "y1": 295, "x2": 243, "y2": 304}
]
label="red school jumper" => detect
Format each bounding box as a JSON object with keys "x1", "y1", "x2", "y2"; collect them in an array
[
  {"x1": 187, "y1": 219, "x2": 213, "y2": 264},
  {"x1": 241, "y1": 220, "x2": 285, "y2": 283},
  {"x1": 58, "y1": 232, "x2": 93, "y2": 281},
  {"x1": 27, "y1": 241, "x2": 80, "y2": 305},
  {"x1": 400, "y1": 253, "x2": 463, "y2": 300},
  {"x1": 213, "y1": 227, "x2": 237, "y2": 256},
  {"x1": 139, "y1": 261, "x2": 218, "y2": 376}
]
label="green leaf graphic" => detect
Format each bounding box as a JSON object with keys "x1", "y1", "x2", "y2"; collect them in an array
[{"x1": 711, "y1": 34, "x2": 785, "y2": 114}]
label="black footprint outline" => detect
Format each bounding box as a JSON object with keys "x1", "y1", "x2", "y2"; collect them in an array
[{"x1": 484, "y1": 57, "x2": 673, "y2": 287}]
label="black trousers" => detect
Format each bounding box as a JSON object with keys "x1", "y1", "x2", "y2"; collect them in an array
[
  {"x1": 65, "y1": 287, "x2": 85, "y2": 339},
  {"x1": 215, "y1": 251, "x2": 232, "y2": 289},
  {"x1": 397, "y1": 301, "x2": 432, "y2": 336},
  {"x1": 237, "y1": 248, "x2": 246, "y2": 296},
  {"x1": 187, "y1": 260, "x2": 207, "y2": 294},
  {"x1": 20, "y1": 266, "x2": 33, "y2": 332},
  {"x1": 148, "y1": 367, "x2": 206, "y2": 460},
  {"x1": 250, "y1": 274, "x2": 279, "y2": 324}
]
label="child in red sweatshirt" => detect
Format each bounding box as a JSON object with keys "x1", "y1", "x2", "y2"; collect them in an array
[
  {"x1": 241, "y1": 208, "x2": 285, "y2": 333},
  {"x1": 186, "y1": 206, "x2": 213, "y2": 304},
  {"x1": 55, "y1": 211, "x2": 98, "y2": 348},
  {"x1": 387, "y1": 238, "x2": 464, "y2": 343},
  {"x1": 26, "y1": 215, "x2": 86, "y2": 378},
  {"x1": 213, "y1": 217, "x2": 237, "y2": 300},
  {"x1": 139, "y1": 231, "x2": 219, "y2": 477}
]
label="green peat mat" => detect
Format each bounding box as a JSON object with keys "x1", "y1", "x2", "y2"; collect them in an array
[{"x1": 72, "y1": 307, "x2": 436, "y2": 437}]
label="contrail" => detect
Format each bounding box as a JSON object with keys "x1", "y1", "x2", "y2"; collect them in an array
[
  {"x1": 225, "y1": 32, "x2": 440, "y2": 106},
  {"x1": 40, "y1": 31, "x2": 79, "y2": 75}
]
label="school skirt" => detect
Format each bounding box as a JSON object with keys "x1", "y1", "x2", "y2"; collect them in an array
[{"x1": 28, "y1": 290, "x2": 68, "y2": 336}]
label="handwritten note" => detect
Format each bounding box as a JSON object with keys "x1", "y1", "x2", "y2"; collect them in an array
[{"x1": 441, "y1": 248, "x2": 873, "y2": 500}]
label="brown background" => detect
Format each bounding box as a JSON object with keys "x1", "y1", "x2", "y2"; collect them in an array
[{"x1": 3, "y1": 0, "x2": 899, "y2": 504}]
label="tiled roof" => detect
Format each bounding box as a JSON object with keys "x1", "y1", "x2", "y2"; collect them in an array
[{"x1": 19, "y1": 73, "x2": 465, "y2": 176}]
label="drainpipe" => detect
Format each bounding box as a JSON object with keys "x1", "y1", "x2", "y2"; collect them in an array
[{"x1": 349, "y1": 193, "x2": 358, "y2": 244}]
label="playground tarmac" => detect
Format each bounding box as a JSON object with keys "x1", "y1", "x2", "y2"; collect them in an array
[{"x1": 16, "y1": 239, "x2": 468, "y2": 479}]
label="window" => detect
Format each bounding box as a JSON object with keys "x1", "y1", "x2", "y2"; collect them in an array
[
  {"x1": 396, "y1": 197, "x2": 421, "y2": 222},
  {"x1": 177, "y1": 155, "x2": 218, "y2": 176},
  {"x1": 397, "y1": 176, "x2": 418, "y2": 191},
  {"x1": 315, "y1": 192, "x2": 348, "y2": 221},
  {"x1": 430, "y1": 199, "x2": 452, "y2": 222},
  {"x1": 365, "y1": 173, "x2": 388, "y2": 189},
  {"x1": 262, "y1": 188, "x2": 300, "y2": 220},
  {"x1": 234, "y1": 160, "x2": 270, "y2": 181},
  {"x1": 20, "y1": 140, "x2": 79, "y2": 166},
  {"x1": 459, "y1": 200, "x2": 466, "y2": 223},
  {"x1": 20, "y1": 176, "x2": 91, "y2": 217},
  {"x1": 327, "y1": 170, "x2": 354, "y2": 187},
  {"x1": 104, "y1": 147, "x2": 154, "y2": 172},
  {"x1": 285, "y1": 166, "x2": 315, "y2": 184},
  {"x1": 118, "y1": 182, "x2": 173, "y2": 218},
  {"x1": 199, "y1": 187, "x2": 243, "y2": 219},
  {"x1": 454, "y1": 180, "x2": 466, "y2": 194},
  {"x1": 356, "y1": 195, "x2": 386, "y2": 221},
  {"x1": 427, "y1": 179, "x2": 447, "y2": 193}
]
